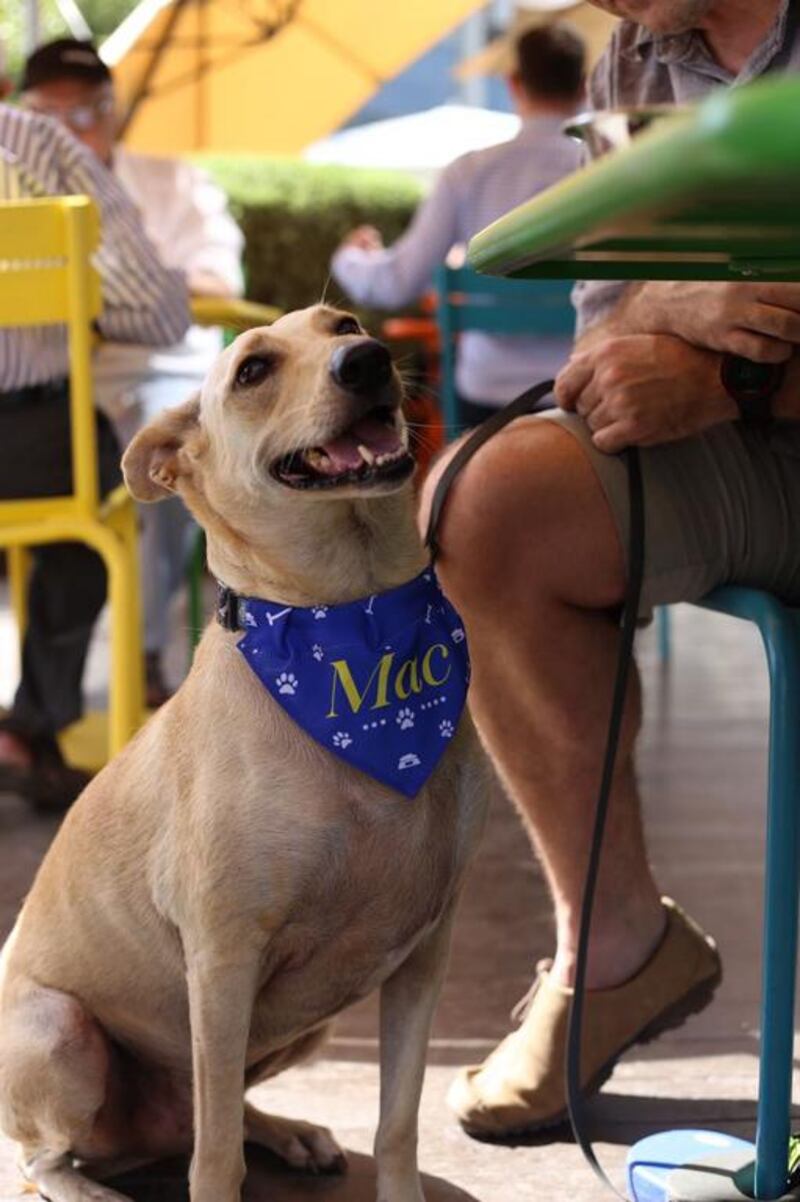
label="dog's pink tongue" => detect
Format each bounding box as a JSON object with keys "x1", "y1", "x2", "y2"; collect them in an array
[{"x1": 320, "y1": 415, "x2": 403, "y2": 473}]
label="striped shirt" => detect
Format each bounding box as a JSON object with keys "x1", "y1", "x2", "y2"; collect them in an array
[{"x1": 0, "y1": 104, "x2": 190, "y2": 390}]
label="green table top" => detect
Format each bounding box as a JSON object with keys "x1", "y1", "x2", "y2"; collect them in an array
[{"x1": 468, "y1": 75, "x2": 800, "y2": 283}]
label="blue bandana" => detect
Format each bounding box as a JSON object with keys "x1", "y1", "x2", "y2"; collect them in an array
[{"x1": 232, "y1": 569, "x2": 470, "y2": 798}]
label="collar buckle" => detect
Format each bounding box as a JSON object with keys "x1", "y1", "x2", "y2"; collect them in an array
[{"x1": 216, "y1": 583, "x2": 241, "y2": 632}]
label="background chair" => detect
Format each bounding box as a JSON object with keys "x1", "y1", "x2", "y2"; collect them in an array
[
  {"x1": 0, "y1": 196, "x2": 145, "y2": 770},
  {"x1": 434, "y1": 264, "x2": 575, "y2": 435}
]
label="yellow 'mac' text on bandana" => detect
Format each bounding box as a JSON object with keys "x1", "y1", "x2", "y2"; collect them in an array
[{"x1": 235, "y1": 569, "x2": 470, "y2": 798}]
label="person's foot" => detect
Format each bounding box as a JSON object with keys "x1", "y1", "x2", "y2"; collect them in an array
[
  {"x1": 0, "y1": 725, "x2": 90, "y2": 813},
  {"x1": 145, "y1": 652, "x2": 173, "y2": 709},
  {"x1": 447, "y1": 897, "x2": 722, "y2": 1141}
]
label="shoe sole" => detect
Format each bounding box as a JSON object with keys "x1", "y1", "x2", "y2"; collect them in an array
[{"x1": 459, "y1": 957, "x2": 723, "y2": 1143}]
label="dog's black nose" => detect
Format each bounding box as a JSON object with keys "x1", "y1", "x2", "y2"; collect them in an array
[{"x1": 330, "y1": 340, "x2": 392, "y2": 394}]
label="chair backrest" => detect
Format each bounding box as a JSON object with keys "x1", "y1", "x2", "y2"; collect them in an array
[
  {"x1": 0, "y1": 195, "x2": 103, "y2": 512},
  {"x1": 434, "y1": 264, "x2": 575, "y2": 436}
]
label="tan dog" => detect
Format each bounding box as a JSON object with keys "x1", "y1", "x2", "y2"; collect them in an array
[{"x1": 0, "y1": 306, "x2": 487, "y2": 1202}]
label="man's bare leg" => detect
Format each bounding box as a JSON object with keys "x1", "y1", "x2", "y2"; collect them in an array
[
  {"x1": 420, "y1": 417, "x2": 721, "y2": 1136},
  {"x1": 421, "y1": 418, "x2": 664, "y2": 988}
]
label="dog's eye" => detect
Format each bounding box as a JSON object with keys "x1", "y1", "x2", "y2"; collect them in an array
[
  {"x1": 335, "y1": 316, "x2": 361, "y2": 337},
  {"x1": 235, "y1": 355, "x2": 276, "y2": 388}
]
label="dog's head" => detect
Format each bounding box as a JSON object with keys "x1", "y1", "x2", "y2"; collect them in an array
[
  {"x1": 121, "y1": 300, "x2": 420, "y2": 601},
  {"x1": 123, "y1": 304, "x2": 414, "y2": 508}
]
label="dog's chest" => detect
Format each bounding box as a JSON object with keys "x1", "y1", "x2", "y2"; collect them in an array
[{"x1": 244, "y1": 755, "x2": 482, "y2": 1047}]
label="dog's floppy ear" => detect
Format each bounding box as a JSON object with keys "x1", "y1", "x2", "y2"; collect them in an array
[{"x1": 123, "y1": 394, "x2": 202, "y2": 502}]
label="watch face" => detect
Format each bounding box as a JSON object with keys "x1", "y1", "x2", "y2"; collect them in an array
[
  {"x1": 721, "y1": 355, "x2": 784, "y2": 401},
  {"x1": 731, "y1": 358, "x2": 775, "y2": 395}
]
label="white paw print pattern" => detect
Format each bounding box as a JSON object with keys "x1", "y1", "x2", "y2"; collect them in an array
[
  {"x1": 398, "y1": 752, "x2": 421, "y2": 771},
  {"x1": 276, "y1": 672, "x2": 298, "y2": 696},
  {"x1": 312, "y1": 605, "x2": 329, "y2": 620},
  {"x1": 332, "y1": 731, "x2": 352, "y2": 749},
  {"x1": 396, "y1": 707, "x2": 415, "y2": 730},
  {"x1": 242, "y1": 610, "x2": 258, "y2": 628},
  {"x1": 439, "y1": 719, "x2": 454, "y2": 739},
  {"x1": 312, "y1": 644, "x2": 325, "y2": 661},
  {"x1": 451, "y1": 627, "x2": 466, "y2": 644}
]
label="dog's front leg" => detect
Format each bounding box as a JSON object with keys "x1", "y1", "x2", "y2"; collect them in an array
[
  {"x1": 186, "y1": 948, "x2": 260, "y2": 1202},
  {"x1": 375, "y1": 906, "x2": 456, "y2": 1202}
]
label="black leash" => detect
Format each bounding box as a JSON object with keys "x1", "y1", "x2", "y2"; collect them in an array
[
  {"x1": 566, "y1": 440, "x2": 644, "y2": 1199},
  {"x1": 425, "y1": 381, "x2": 645, "y2": 1199},
  {"x1": 424, "y1": 379, "x2": 556, "y2": 560}
]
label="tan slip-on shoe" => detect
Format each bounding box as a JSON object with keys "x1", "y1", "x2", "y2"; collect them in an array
[{"x1": 447, "y1": 897, "x2": 722, "y2": 1140}]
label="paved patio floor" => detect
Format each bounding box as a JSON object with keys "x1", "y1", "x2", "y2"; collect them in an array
[{"x1": 0, "y1": 598, "x2": 793, "y2": 1201}]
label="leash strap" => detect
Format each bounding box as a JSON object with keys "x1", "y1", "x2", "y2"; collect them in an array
[
  {"x1": 566, "y1": 443, "x2": 644, "y2": 1200},
  {"x1": 424, "y1": 382, "x2": 645, "y2": 1197},
  {"x1": 424, "y1": 379, "x2": 556, "y2": 561}
]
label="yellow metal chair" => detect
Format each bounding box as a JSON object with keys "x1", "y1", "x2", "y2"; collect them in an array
[{"x1": 0, "y1": 195, "x2": 145, "y2": 770}]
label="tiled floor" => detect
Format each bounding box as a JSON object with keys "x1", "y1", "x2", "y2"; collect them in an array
[{"x1": 0, "y1": 598, "x2": 792, "y2": 1201}]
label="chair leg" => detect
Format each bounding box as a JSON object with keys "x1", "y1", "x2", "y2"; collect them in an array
[
  {"x1": 754, "y1": 609, "x2": 800, "y2": 1199},
  {"x1": 7, "y1": 544, "x2": 31, "y2": 647},
  {"x1": 102, "y1": 510, "x2": 145, "y2": 756}
]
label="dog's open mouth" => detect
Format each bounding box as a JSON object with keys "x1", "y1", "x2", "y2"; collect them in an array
[{"x1": 271, "y1": 407, "x2": 414, "y2": 491}]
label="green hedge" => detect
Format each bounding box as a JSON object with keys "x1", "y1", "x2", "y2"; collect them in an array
[{"x1": 197, "y1": 156, "x2": 423, "y2": 317}]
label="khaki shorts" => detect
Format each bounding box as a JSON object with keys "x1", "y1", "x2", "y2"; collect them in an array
[{"x1": 540, "y1": 410, "x2": 800, "y2": 619}]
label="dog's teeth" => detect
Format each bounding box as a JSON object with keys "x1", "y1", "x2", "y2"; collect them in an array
[{"x1": 358, "y1": 444, "x2": 375, "y2": 466}]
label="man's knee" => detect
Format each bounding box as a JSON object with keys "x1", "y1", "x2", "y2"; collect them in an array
[{"x1": 418, "y1": 418, "x2": 622, "y2": 608}]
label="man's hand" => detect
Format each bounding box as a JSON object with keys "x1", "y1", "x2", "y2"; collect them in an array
[
  {"x1": 555, "y1": 334, "x2": 737, "y2": 454},
  {"x1": 340, "y1": 225, "x2": 384, "y2": 252},
  {"x1": 623, "y1": 281, "x2": 800, "y2": 363}
]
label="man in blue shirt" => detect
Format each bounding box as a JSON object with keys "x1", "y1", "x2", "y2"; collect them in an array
[{"x1": 332, "y1": 25, "x2": 585, "y2": 425}]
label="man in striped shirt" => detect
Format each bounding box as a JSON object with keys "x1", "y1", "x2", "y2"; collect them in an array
[{"x1": 0, "y1": 86, "x2": 189, "y2": 811}]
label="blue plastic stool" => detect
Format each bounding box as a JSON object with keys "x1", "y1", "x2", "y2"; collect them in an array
[{"x1": 627, "y1": 587, "x2": 800, "y2": 1202}]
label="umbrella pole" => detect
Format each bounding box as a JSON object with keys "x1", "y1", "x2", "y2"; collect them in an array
[
  {"x1": 53, "y1": 0, "x2": 93, "y2": 40},
  {"x1": 459, "y1": 10, "x2": 489, "y2": 107},
  {"x1": 24, "y1": 0, "x2": 40, "y2": 54}
]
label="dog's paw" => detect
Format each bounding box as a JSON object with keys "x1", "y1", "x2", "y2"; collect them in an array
[
  {"x1": 276, "y1": 672, "x2": 299, "y2": 696},
  {"x1": 246, "y1": 1112, "x2": 347, "y2": 1176},
  {"x1": 439, "y1": 719, "x2": 454, "y2": 739},
  {"x1": 396, "y1": 707, "x2": 415, "y2": 731}
]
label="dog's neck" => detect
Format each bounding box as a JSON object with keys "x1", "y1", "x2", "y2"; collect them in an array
[{"x1": 202, "y1": 485, "x2": 428, "y2": 608}]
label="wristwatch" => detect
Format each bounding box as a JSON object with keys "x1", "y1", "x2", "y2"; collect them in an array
[{"x1": 720, "y1": 353, "x2": 785, "y2": 423}]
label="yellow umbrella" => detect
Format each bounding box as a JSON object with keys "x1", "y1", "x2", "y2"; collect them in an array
[{"x1": 101, "y1": 0, "x2": 489, "y2": 155}]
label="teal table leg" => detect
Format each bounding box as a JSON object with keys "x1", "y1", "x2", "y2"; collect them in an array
[{"x1": 753, "y1": 602, "x2": 800, "y2": 1199}]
